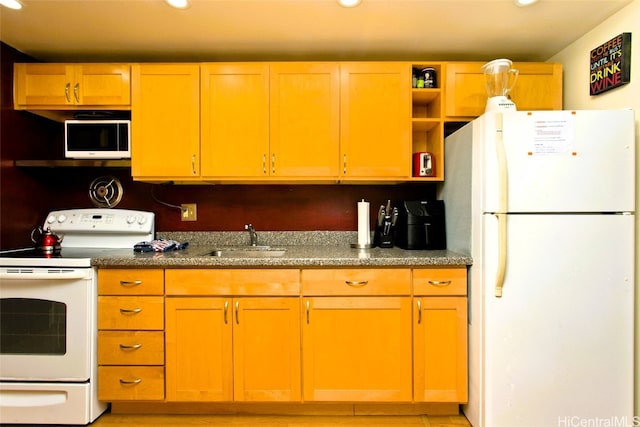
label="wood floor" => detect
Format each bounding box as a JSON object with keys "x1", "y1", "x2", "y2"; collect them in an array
[{"x1": 90, "y1": 412, "x2": 472, "y2": 427}]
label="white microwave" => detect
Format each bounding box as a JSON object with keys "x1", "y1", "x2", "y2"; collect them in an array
[{"x1": 64, "y1": 120, "x2": 130, "y2": 159}]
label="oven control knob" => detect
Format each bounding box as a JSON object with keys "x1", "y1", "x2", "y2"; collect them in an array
[
  {"x1": 138, "y1": 216, "x2": 147, "y2": 225},
  {"x1": 57, "y1": 214, "x2": 67, "y2": 223},
  {"x1": 46, "y1": 214, "x2": 57, "y2": 224},
  {"x1": 126, "y1": 215, "x2": 136, "y2": 224}
]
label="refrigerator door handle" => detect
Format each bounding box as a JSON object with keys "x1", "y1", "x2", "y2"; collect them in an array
[
  {"x1": 494, "y1": 213, "x2": 507, "y2": 297},
  {"x1": 494, "y1": 113, "x2": 508, "y2": 297}
]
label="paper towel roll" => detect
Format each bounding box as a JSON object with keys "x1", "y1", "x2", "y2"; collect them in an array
[{"x1": 357, "y1": 199, "x2": 370, "y2": 246}]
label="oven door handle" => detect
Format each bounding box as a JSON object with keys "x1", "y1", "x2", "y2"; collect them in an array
[{"x1": 0, "y1": 270, "x2": 89, "y2": 281}]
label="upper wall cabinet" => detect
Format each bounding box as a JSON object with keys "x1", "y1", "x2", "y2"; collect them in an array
[
  {"x1": 200, "y1": 63, "x2": 270, "y2": 179},
  {"x1": 269, "y1": 62, "x2": 340, "y2": 181},
  {"x1": 339, "y1": 62, "x2": 411, "y2": 181},
  {"x1": 444, "y1": 62, "x2": 563, "y2": 119},
  {"x1": 200, "y1": 62, "x2": 340, "y2": 181},
  {"x1": 14, "y1": 63, "x2": 131, "y2": 110},
  {"x1": 131, "y1": 64, "x2": 200, "y2": 181}
]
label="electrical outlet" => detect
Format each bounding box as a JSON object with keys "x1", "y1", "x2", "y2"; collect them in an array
[{"x1": 181, "y1": 203, "x2": 197, "y2": 221}]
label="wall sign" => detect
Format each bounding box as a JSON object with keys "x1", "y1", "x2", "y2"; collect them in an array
[{"x1": 590, "y1": 32, "x2": 632, "y2": 95}]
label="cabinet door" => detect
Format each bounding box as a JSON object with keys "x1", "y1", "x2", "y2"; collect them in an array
[
  {"x1": 165, "y1": 297, "x2": 232, "y2": 401},
  {"x1": 270, "y1": 63, "x2": 340, "y2": 179},
  {"x1": 233, "y1": 297, "x2": 301, "y2": 401},
  {"x1": 14, "y1": 63, "x2": 75, "y2": 106},
  {"x1": 444, "y1": 62, "x2": 562, "y2": 118},
  {"x1": 131, "y1": 64, "x2": 200, "y2": 181},
  {"x1": 339, "y1": 62, "x2": 411, "y2": 180},
  {"x1": 75, "y1": 64, "x2": 131, "y2": 106},
  {"x1": 302, "y1": 296, "x2": 412, "y2": 401},
  {"x1": 14, "y1": 63, "x2": 130, "y2": 107},
  {"x1": 413, "y1": 297, "x2": 468, "y2": 403},
  {"x1": 200, "y1": 63, "x2": 270, "y2": 178}
]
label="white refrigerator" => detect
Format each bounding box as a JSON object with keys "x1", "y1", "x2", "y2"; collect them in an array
[{"x1": 438, "y1": 109, "x2": 635, "y2": 427}]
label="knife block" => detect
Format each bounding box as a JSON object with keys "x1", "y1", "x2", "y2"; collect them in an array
[{"x1": 373, "y1": 218, "x2": 394, "y2": 248}]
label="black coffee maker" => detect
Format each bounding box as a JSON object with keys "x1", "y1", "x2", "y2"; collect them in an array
[{"x1": 394, "y1": 200, "x2": 446, "y2": 250}]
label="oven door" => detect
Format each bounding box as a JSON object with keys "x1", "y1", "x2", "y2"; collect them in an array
[{"x1": 0, "y1": 267, "x2": 94, "y2": 381}]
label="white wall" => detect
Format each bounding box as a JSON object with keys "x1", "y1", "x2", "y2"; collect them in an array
[{"x1": 549, "y1": 0, "x2": 640, "y2": 415}]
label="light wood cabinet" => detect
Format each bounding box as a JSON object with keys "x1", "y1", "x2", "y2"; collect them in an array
[
  {"x1": 164, "y1": 269, "x2": 301, "y2": 402},
  {"x1": 413, "y1": 268, "x2": 468, "y2": 403},
  {"x1": 97, "y1": 266, "x2": 469, "y2": 409},
  {"x1": 269, "y1": 62, "x2": 340, "y2": 180},
  {"x1": 131, "y1": 63, "x2": 200, "y2": 181},
  {"x1": 200, "y1": 63, "x2": 270, "y2": 178},
  {"x1": 301, "y1": 268, "x2": 412, "y2": 401},
  {"x1": 444, "y1": 62, "x2": 563, "y2": 119},
  {"x1": 14, "y1": 63, "x2": 130, "y2": 108},
  {"x1": 97, "y1": 269, "x2": 165, "y2": 402},
  {"x1": 339, "y1": 62, "x2": 412, "y2": 181}
]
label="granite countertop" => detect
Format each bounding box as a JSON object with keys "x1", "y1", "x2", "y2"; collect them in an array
[{"x1": 91, "y1": 231, "x2": 473, "y2": 268}]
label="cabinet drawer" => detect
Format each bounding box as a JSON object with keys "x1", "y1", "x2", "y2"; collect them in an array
[
  {"x1": 98, "y1": 331, "x2": 164, "y2": 365},
  {"x1": 302, "y1": 269, "x2": 411, "y2": 295},
  {"x1": 98, "y1": 366, "x2": 164, "y2": 401},
  {"x1": 413, "y1": 268, "x2": 467, "y2": 296},
  {"x1": 165, "y1": 269, "x2": 300, "y2": 295},
  {"x1": 99, "y1": 269, "x2": 164, "y2": 295},
  {"x1": 98, "y1": 296, "x2": 164, "y2": 330}
]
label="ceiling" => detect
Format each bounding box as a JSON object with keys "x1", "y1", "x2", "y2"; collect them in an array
[{"x1": 0, "y1": 0, "x2": 633, "y2": 63}]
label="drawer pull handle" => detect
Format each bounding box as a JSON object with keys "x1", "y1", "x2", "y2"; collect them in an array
[
  {"x1": 119, "y1": 343, "x2": 142, "y2": 350},
  {"x1": 120, "y1": 280, "x2": 142, "y2": 287},
  {"x1": 416, "y1": 299, "x2": 422, "y2": 324},
  {"x1": 120, "y1": 307, "x2": 142, "y2": 314},
  {"x1": 306, "y1": 300, "x2": 310, "y2": 324},
  {"x1": 73, "y1": 83, "x2": 80, "y2": 102},
  {"x1": 224, "y1": 300, "x2": 229, "y2": 324},
  {"x1": 345, "y1": 280, "x2": 368, "y2": 287},
  {"x1": 65, "y1": 83, "x2": 71, "y2": 102},
  {"x1": 119, "y1": 378, "x2": 142, "y2": 385},
  {"x1": 428, "y1": 280, "x2": 452, "y2": 287}
]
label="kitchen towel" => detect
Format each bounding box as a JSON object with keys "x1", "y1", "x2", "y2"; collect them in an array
[{"x1": 134, "y1": 239, "x2": 189, "y2": 252}]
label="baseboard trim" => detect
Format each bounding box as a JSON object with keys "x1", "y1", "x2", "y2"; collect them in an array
[{"x1": 110, "y1": 402, "x2": 461, "y2": 416}]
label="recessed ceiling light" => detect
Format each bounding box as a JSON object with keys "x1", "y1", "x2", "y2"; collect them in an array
[
  {"x1": 338, "y1": 0, "x2": 362, "y2": 7},
  {"x1": 514, "y1": 0, "x2": 539, "y2": 6},
  {"x1": 0, "y1": 0, "x2": 23, "y2": 10},
  {"x1": 166, "y1": 0, "x2": 189, "y2": 9}
]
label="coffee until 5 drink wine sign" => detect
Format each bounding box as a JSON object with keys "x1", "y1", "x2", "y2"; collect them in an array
[{"x1": 590, "y1": 32, "x2": 632, "y2": 95}]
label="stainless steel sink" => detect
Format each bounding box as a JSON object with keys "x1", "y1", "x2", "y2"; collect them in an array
[{"x1": 206, "y1": 246, "x2": 286, "y2": 257}]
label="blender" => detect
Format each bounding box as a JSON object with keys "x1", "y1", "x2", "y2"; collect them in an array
[{"x1": 481, "y1": 59, "x2": 519, "y2": 112}]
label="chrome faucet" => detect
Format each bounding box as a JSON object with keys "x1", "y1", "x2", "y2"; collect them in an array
[{"x1": 245, "y1": 223, "x2": 258, "y2": 246}]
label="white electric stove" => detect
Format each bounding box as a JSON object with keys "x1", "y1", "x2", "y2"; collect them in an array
[{"x1": 0, "y1": 208, "x2": 154, "y2": 425}]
